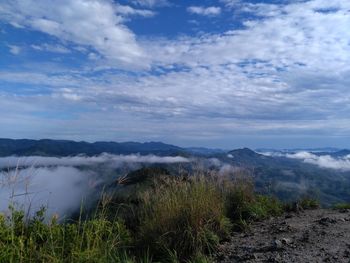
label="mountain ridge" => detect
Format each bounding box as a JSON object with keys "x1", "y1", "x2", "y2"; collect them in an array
[{"x1": 0, "y1": 138, "x2": 185, "y2": 157}]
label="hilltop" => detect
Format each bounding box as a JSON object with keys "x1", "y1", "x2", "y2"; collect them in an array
[{"x1": 216, "y1": 208, "x2": 350, "y2": 263}]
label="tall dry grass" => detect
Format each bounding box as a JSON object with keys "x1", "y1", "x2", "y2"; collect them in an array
[{"x1": 138, "y1": 176, "x2": 231, "y2": 261}]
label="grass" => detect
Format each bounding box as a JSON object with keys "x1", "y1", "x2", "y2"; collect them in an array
[
  {"x1": 0, "y1": 206, "x2": 134, "y2": 263},
  {"x1": 333, "y1": 203, "x2": 350, "y2": 210},
  {"x1": 138, "y1": 176, "x2": 231, "y2": 261},
  {"x1": 0, "y1": 171, "x2": 288, "y2": 262},
  {"x1": 284, "y1": 197, "x2": 320, "y2": 212},
  {"x1": 220, "y1": 176, "x2": 283, "y2": 230},
  {"x1": 299, "y1": 197, "x2": 320, "y2": 210}
]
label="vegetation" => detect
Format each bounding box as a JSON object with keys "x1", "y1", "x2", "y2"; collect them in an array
[
  {"x1": 0, "y1": 172, "x2": 291, "y2": 262},
  {"x1": 284, "y1": 197, "x2": 320, "y2": 212},
  {"x1": 299, "y1": 197, "x2": 320, "y2": 210},
  {"x1": 223, "y1": 178, "x2": 283, "y2": 228},
  {"x1": 333, "y1": 203, "x2": 350, "y2": 210},
  {"x1": 138, "y1": 176, "x2": 231, "y2": 261},
  {"x1": 0, "y1": 206, "x2": 134, "y2": 263}
]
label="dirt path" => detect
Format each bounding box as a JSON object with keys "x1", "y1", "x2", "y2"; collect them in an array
[{"x1": 215, "y1": 209, "x2": 350, "y2": 263}]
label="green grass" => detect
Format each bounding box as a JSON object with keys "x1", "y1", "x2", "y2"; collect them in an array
[
  {"x1": 0, "y1": 206, "x2": 135, "y2": 263},
  {"x1": 0, "y1": 172, "x2": 291, "y2": 262},
  {"x1": 221, "y1": 178, "x2": 283, "y2": 229},
  {"x1": 138, "y1": 176, "x2": 231, "y2": 261},
  {"x1": 284, "y1": 197, "x2": 320, "y2": 212},
  {"x1": 299, "y1": 197, "x2": 320, "y2": 210},
  {"x1": 333, "y1": 203, "x2": 350, "y2": 210}
]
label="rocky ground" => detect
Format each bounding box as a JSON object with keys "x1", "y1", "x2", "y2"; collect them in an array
[{"x1": 215, "y1": 209, "x2": 350, "y2": 263}]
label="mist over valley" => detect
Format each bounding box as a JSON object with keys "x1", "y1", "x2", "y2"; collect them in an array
[{"x1": 1, "y1": 139, "x2": 350, "y2": 220}]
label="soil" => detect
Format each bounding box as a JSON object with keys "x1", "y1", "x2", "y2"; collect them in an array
[{"x1": 215, "y1": 209, "x2": 350, "y2": 263}]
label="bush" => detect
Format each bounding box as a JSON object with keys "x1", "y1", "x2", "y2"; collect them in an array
[
  {"x1": 299, "y1": 197, "x2": 320, "y2": 210},
  {"x1": 284, "y1": 197, "x2": 320, "y2": 212},
  {"x1": 222, "y1": 178, "x2": 283, "y2": 228},
  {"x1": 138, "y1": 176, "x2": 231, "y2": 261}
]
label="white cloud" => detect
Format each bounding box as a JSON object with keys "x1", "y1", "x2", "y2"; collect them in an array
[
  {"x1": 0, "y1": 166, "x2": 94, "y2": 219},
  {"x1": 1, "y1": 0, "x2": 350, "y2": 146},
  {"x1": 0, "y1": 0, "x2": 149, "y2": 69},
  {"x1": 286, "y1": 152, "x2": 350, "y2": 171},
  {"x1": 0, "y1": 154, "x2": 189, "y2": 169},
  {"x1": 220, "y1": 0, "x2": 242, "y2": 8},
  {"x1": 131, "y1": 0, "x2": 170, "y2": 8},
  {"x1": 7, "y1": 44, "x2": 21, "y2": 54},
  {"x1": 187, "y1": 6, "x2": 222, "y2": 16},
  {"x1": 0, "y1": 154, "x2": 189, "y2": 218},
  {"x1": 116, "y1": 4, "x2": 155, "y2": 17},
  {"x1": 148, "y1": 1, "x2": 350, "y2": 72},
  {"x1": 31, "y1": 43, "x2": 71, "y2": 54}
]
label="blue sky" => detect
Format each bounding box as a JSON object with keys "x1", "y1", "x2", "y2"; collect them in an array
[{"x1": 1, "y1": 0, "x2": 350, "y2": 149}]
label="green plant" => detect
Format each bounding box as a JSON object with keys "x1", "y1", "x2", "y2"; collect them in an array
[
  {"x1": 299, "y1": 197, "x2": 320, "y2": 210},
  {"x1": 223, "y1": 179, "x2": 283, "y2": 228},
  {"x1": 333, "y1": 203, "x2": 350, "y2": 210},
  {"x1": 0, "y1": 206, "x2": 133, "y2": 263},
  {"x1": 138, "y1": 176, "x2": 231, "y2": 261},
  {"x1": 0, "y1": 170, "x2": 296, "y2": 262}
]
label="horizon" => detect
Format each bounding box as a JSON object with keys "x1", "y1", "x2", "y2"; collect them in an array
[
  {"x1": 0, "y1": 137, "x2": 348, "y2": 151},
  {"x1": 1, "y1": 0, "x2": 350, "y2": 148}
]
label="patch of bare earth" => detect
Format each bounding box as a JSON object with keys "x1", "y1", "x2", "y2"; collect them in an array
[{"x1": 215, "y1": 209, "x2": 350, "y2": 263}]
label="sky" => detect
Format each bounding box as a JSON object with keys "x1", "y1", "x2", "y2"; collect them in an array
[{"x1": 0, "y1": 0, "x2": 350, "y2": 149}]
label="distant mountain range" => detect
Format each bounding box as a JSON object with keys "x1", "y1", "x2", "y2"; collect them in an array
[
  {"x1": 2, "y1": 138, "x2": 348, "y2": 157},
  {"x1": 223, "y1": 148, "x2": 350, "y2": 206},
  {"x1": 0, "y1": 138, "x2": 227, "y2": 157},
  {"x1": 1, "y1": 138, "x2": 350, "y2": 206},
  {"x1": 0, "y1": 138, "x2": 187, "y2": 157}
]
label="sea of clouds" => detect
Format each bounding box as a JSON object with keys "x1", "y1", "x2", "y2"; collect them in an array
[
  {"x1": 286, "y1": 152, "x2": 350, "y2": 171},
  {"x1": 0, "y1": 154, "x2": 189, "y2": 219},
  {"x1": 262, "y1": 151, "x2": 350, "y2": 171}
]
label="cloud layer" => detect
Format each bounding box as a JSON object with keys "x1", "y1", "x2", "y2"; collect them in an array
[
  {"x1": 0, "y1": 154, "x2": 189, "y2": 218},
  {"x1": 0, "y1": 166, "x2": 95, "y2": 219},
  {"x1": 187, "y1": 6, "x2": 221, "y2": 16},
  {"x1": 0, "y1": 0, "x2": 150, "y2": 69},
  {"x1": 0, "y1": 154, "x2": 189, "y2": 169},
  {"x1": 286, "y1": 152, "x2": 350, "y2": 171},
  {"x1": 1, "y1": 0, "x2": 350, "y2": 147}
]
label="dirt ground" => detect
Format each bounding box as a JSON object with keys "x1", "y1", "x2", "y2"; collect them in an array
[{"x1": 215, "y1": 209, "x2": 350, "y2": 263}]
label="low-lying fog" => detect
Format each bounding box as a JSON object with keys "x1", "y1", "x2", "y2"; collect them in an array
[
  {"x1": 286, "y1": 152, "x2": 350, "y2": 171},
  {"x1": 0, "y1": 154, "x2": 190, "y2": 219},
  {"x1": 263, "y1": 151, "x2": 350, "y2": 171}
]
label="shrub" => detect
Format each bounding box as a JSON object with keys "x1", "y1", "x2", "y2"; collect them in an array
[
  {"x1": 284, "y1": 197, "x2": 320, "y2": 212},
  {"x1": 222, "y1": 178, "x2": 283, "y2": 228},
  {"x1": 299, "y1": 197, "x2": 320, "y2": 210},
  {"x1": 138, "y1": 176, "x2": 231, "y2": 261}
]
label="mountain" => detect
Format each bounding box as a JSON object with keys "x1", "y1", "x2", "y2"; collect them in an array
[
  {"x1": 185, "y1": 147, "x2": 225, "y2": 156},
  {"x1": 327, "y1": 149, "x2": 350, "y2": 157},
  {"x1": 220, "y1": 148, "x2": 350, "y2": 206},
  {"x1": 256, "y1": 147, "x2": 341, "y2": 153},
  {"x1": 226, "y1": 148, "x2": 270, "y2": 166},
  {"x1": 1, "y1": 139, "x2": 350, "y2": 206},
  {"x1": 0, "y1": 138, "x2": 185, "y2": 156}
]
